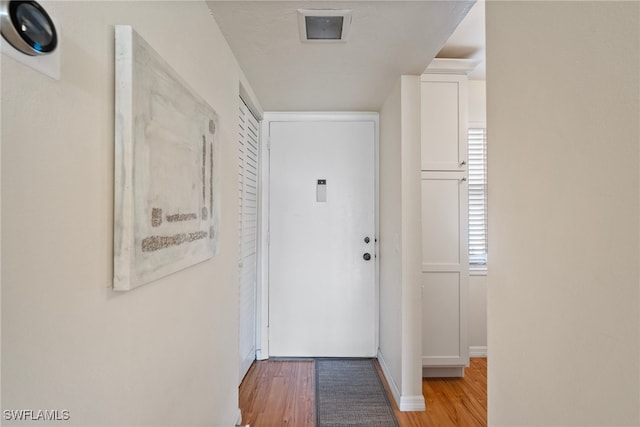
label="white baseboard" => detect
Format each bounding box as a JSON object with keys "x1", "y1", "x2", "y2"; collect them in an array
[
  {"x1": 422, "y1": 366, "x2": 465, "y2": 378},
  {"x1": 469, "y1": 346, "x2": 488, "y2": 358},
  {"x1": 377, "y1": 350, "x2": 426, "y2": 412},
  {"x1": 399, "y1": 395, "x2": 426, "y2": 411},
  {"x1": 233, "y1": 408, "x2": 242, "y2": 427},
  {"x1": 376, "y1": 350, "x2": 401, "y2": 407}
]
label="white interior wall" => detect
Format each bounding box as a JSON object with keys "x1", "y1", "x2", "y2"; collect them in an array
[
  {"x1": 468, "y1": 275, "x2": 487, "y2": 351},
  {"x1": 378, "y1": 75, "x2": 424, "y2": 410},
  {"x1": 468, "y1": 80, "x2": 486, "y2": 124},
  {"x1": 1, "y1": 1, "x2": 260, "y2": 425},
  {"x1": 468, "y1": 79, "x2": 487, "y2": 352},
  {"x1": 487, "y1": 1, "x2": 639, "y2": 425},
  {"x1": 399, "y1": 75, "x2": 423, "y2": 403},
  {"x1": 379, "y1": 78, "x2": 404, "y2": 396}
]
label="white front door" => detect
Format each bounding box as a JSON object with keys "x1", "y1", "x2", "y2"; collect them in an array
[{"x1": 268, "y1": 117, "x2": 377, "y2": 357}]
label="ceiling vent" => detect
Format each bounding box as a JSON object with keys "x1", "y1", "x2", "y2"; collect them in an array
[{"x1": 297, "y1": 9, "x2": 352, "y2": 43}]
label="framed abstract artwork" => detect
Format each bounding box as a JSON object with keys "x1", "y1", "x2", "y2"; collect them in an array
[{"x1": 114, "y1": 25, "x2": 220, "y2": 291}]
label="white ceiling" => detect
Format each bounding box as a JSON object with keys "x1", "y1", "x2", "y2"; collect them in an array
[{"x1": 207, "y1": 1, "x2": 475, "y2": 111}]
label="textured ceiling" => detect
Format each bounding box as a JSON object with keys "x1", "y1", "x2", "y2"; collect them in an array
[{"x1": 207, "y1": 1, "x2": 474, "y2": 111}]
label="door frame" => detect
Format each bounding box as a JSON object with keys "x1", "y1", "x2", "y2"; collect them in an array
[{"x1": 257, "y1": 112, "x2": 380, "y2": 359}]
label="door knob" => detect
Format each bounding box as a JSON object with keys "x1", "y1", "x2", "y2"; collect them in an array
[{"x1": 363, "y1": 253, "x2": 371, "y2": 261}]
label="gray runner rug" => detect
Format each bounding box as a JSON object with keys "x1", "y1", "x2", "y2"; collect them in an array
[{"x1": 315, "y1": 358, "x2": 400, "y2": 427}]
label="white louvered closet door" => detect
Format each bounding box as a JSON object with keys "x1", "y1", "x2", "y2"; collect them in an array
[{"x1": 238, "y1": 99, "x2": 259, "y2": 383}]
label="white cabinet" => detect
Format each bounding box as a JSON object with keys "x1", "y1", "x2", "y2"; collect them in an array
[
  {"x1": 421, "y1": 173, "x2": 466, "y2": 265},
  {"x1": 420, "y1": 76, "x2": 468, "y2": 171},
  {"x1": 420, "y1": 61, "x2": 475, "y2": 377},
  {"x1": 421, "y1": 172, "x2": 468, "y2": 376}
]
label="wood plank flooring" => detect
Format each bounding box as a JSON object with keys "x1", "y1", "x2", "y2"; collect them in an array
[
  {"x1": 239, "y1": 358, "x2": 486, "y2": 427},
  {"x1": 383, "y1": 358, "x2": 487, "y2": 427},
  {"x1": 239, "y1": 360, "x2": 315, "y2": 427}
]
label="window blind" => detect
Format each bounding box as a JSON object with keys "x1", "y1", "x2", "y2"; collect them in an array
[
  {"x1": 238, "y1": 98, "x2": 259, "y2": 381},
  {"x1": 468, "y1": 127, "x2": 488, "y2": 268}
]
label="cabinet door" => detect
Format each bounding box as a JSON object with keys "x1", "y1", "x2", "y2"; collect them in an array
[
  {"x1": 422, "y1": 272, "x2": 463, "y2": 365},
  {"x1": 421, "y1": 172, "x2": 469, "y2": 367},
  {"x1": 420, "y1": 75, "x2": 468, "y2": 171}
]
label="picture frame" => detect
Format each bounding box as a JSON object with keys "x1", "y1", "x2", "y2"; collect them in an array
[{"x1": 113, "y1": 25, "x2": 220, "y2": 291}]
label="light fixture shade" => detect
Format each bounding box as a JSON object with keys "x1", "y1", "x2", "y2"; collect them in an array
[
  {"x1": 298, "y1": 9, "x2": 352, "y2": 43},
  {"x1": 0, "y1": 0, "x2": 58, "y2": 55}
]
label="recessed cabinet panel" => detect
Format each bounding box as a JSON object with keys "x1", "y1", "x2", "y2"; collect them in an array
[
  {"x1": 421, "y1": 81, "x2": 460, "y2": 170},
  {"x1": 421, "y1": 177, "x2": 461, "y2": 266},
  {"x1": 422, "y1": 272, "x2": 461, "y2": 362}
]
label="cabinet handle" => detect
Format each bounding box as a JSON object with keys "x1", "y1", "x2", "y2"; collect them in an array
[
  {"x1": 459, "y1": 160, "x2": 467, "y2": 167},
  {"x1": 460, "y1": 177, "x2": 467, "y2": 182}
]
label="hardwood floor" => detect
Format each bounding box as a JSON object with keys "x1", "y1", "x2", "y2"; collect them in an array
[
  {"x1": 239, "y1": 358, "x2": 487, "y2": 427},
  {"x1": 239, "y1": 360, "x2": 315, "y2": 427},
  {"x1": 382, "y1": 358, "x2": 487, "y2": 427}
]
